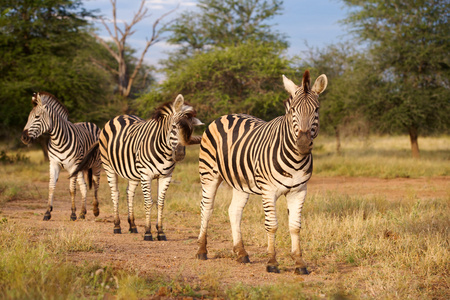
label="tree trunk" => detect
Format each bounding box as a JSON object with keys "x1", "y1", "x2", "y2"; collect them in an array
[
  {"x1": 335, "y1": 126, "x2": 341, "y2": 155},
  {"x1": 408, "y1": 126, "x2": 420, "y2": 159}
]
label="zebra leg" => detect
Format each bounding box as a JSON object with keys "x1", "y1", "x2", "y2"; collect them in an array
[
  {"x1": 69, "y1": 175, "x2": 78, "y2": 221},
  {"x1": 126, "y1": 180, "x2": 139, "y2": 233},
  {"x1": 286, "y1": 187, "x2": 309, "y2": 275},
  {"x1": 104, "y1": 165, "x2": 121, "y2": 233},
  {"x1": 44, "y1": 161, "x2": 61, "y2": 221},
  {"x1": 141, "y1": 175, "x2": 154, "y2": 241},
  {"x1": 76, "y1": 171, "x2": 88, "y2": 220},
  {"x1": 92, "y1": 164, "x2": 101, "y2": 217},
  {"x1": 229, "y1": 189, "x2": 250, "y2": 263},
  {"x1": 196, "y1": 177, "x2": 222, "y2": 260},
  {"x1": 262, "y1": 193, "x2": 280, "y2": 273},
  {"x1": 156, "y1": 176, "x2": 172, "y2": 241}
]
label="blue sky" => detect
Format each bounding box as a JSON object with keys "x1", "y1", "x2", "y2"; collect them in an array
[{"x1": 82, "y1": 0, "x2": 351, "y2": 67}]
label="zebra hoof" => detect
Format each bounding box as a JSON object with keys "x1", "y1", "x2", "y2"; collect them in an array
[
  {"x1": 114, "y1": 228, "x2": 122, "y2": 234},
  {"x1": 294, "y1": 267, "x2": 309, "y2": 275},
  {"x1": 129, "y1": 227, "x2": 138, "y2": 234},
  {"x1": 196, "y1": 253, "x2": 208, "y2": 260},
  {"x1": 266, "y1": 265, "x2": 280, "y2": 273},
  {"x1": 79, "y1": 213, "x2": 85, "y2": 220},
  {"x1": 237, "y1": 255, "x2": 250, "y2": 264},
  {"x1": 43, "y1": 214, "x2": 51, "y2": 221},
  {"x1": 93, "y1": 208, "x2": 100, "y2": 217},
  {"x1": 157, "y1": 234, "x2": 167, "y2": 241},
  {"x1": 70, "y1": 213, "x2": 77, "y2": 221},
  {"x1": 144, "y1": 234, "x2": 153, "y2": 241}
]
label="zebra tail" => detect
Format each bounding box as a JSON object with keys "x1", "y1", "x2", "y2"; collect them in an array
[
  {"x1": 88, "y1": 168, "x2": 93, "y2": 190},
  {"x1": 69, "y1": 141, "x2": 100, "y2": 179}
]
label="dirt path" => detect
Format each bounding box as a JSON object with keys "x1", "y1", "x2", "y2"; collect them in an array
[{"x1": 2, "y1": 176, "x2": 449, "y2": 290}]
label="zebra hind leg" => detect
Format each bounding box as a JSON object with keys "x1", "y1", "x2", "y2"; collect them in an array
[
  {"x1": 126, "y1": 180, "x2": 139, "y2": 233},
  {"x1": 69, "y1": 176, "x2": 78, "y2": 221},
  {"x1": 196, "y1": 177, "x2": 222, "y2": 260},
  {"x1": 77, "y1": 171, "x2": 88, "y2": 220},
  {"x1": 229, "y1": 189, "x2": 250, "y2": 263},
  {"x1": 92, "y1": 165, "x2": 101, "y2": 217}
]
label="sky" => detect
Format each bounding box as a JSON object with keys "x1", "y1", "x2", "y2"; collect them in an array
[{"x1": 82, "y1": 0, "x2": 352, "y2": 69}]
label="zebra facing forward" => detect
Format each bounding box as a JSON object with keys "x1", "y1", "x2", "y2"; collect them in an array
[
  {"x1": 72, "y1": 94, "x2": 202, "y2": 241},
  {"x1": 21, "y1": 92, "x2": 102, "y2": 221},
  {"x1": 196, "y1": 70, "x2": 327, "y2": 275}
]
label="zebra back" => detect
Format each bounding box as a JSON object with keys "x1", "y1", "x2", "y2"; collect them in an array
[
  {"x1": 99, "y1": 94, "x2": 202, "y2": 180},
  {"x1": 199, "y1": 72, "x2": 327, "y2": 195}
]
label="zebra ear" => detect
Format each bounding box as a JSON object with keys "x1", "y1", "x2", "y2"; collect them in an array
[
  {"x1": 282, "y1": 75, "x2": 298, "y2": 96},
  {"x1": 312, "y1": 74, "x2": 328, "y2": 94},
  {"x1": 32, "y1": 93, "x2": 42, "y2": 107},
  {"x1": 191, "y1": 117, "x2": 204, "y2": 126},
  {"x1": 173, "y1": 94, "x2": 184, "y2": 113}
]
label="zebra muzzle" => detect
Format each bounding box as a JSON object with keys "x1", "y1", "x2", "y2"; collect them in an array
[
  {"x1": 296, "y1": 130, "x2": 313, "y2": 155},
  {"x1": 173, "y1": 145, "x2": 186, "y2": 162},
  {"x1": 21, "y1": 129, "x2": 33, "y2": 145}
]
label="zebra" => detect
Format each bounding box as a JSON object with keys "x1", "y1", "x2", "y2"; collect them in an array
[
  {"x1": 196, "y1": 70, "x2": 327, "y2": 275},
  {"x1": 71, "y1": 94, "x2": 202, "y2": 241},
  {"x1": 21, "y1": 92, "x2": 102, "y2": 221}
]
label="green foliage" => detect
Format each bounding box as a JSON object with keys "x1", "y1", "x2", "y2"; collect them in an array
[
  {"x1": 136, "y1": 42, "x2": 296, "y2": 123},
  {"x1": 166, "y1": 0, "x2": 287, "y2": 57},
  {"x1": 0, "y1": 0, "x2": 117, "y2": 137},
  {"x1": 341, "y1": 0, "x2": 450, "y2": 136}
]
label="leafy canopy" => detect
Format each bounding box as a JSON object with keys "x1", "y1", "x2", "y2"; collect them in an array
[{"x1": 0, "y1": 0, "x2": 115, "y2": 135}]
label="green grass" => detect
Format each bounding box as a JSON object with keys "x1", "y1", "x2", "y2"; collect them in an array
[{"x1": 0, "y1": 135, "x2": 449, "y2": 299}]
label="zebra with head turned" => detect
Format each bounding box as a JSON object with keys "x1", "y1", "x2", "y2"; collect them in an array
[
  {"x1": 196, "y1": 70, "x2": 327, "y2": 275},
  {"x1": 72, "y1": 94, "x2": 202, "y2": 241},
  {"x1": 21, "y1": 92, "x2": 102, "y2": 221}
]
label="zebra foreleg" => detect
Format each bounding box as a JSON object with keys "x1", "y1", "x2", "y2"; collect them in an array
[
  {"x1": 156, "y1": 176, "x2": 172, "y2": 241},
  {"x1": 286, "y1": 188, "x2": 309, "y2": 275},
  {"x1": 126, "y1": 180, "x2": 139, "y2": 233},
  {"x1": 69, "y1": 175, "x2": 78, "y2": 221},
  {"x1": 141, "y1": 176, "x2": 154, "y2": 241},
  {"x1": 76, "y1": 171, "x2": 88, "y2": 220},
  {"x1": 105, "y1": 166, "x2": 121, "y2": 233},
  {"x1": 229, "y1": 189, "x2": 250, "y2": 263},
  {"x1": 44, "y1": 161, "x2": 61, "y2": 221},
  {"x1": 196, "y1": 177, "x2": 222, "y2": 260},
  {"x1": 262, "y1": 193, "x2": 280, "y2": 273}
]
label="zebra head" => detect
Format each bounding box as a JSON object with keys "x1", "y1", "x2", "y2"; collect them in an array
[
  {"x1": 283, "y1": 71, "x2": 327, "y2": 155},
  {"x1": 21, "y1": 93, "x2": 52, "y2": 145},
  {"x1": 164, "y1": 94, "x2": 203, "y2": 162}
]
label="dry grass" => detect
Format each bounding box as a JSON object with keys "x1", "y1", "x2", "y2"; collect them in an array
[{"x1": 0, "y1": 135, "x2": 449, "y2": 299}]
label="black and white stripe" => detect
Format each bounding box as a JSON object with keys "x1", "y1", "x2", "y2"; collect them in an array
[
  {"x1": 196, "y1": 71, "x2": 327, "y2": 274},
  {"x1": 98, "y1": 94, "x2": 202, "y2": 240},
  {"x1": 21, "y1": 92, "x2": 102, "y2": 221}
]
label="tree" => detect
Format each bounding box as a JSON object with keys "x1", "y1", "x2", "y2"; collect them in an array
[
  {"x1": 342, "y1": 0, "x2": 450, "y2": 158},
  {"x1": 92, "y1": 0, "x2": 176, "y2": 110},
  {"x1": 298, "y1": 43, "x2": 378, "y2": 154},
  {"x1": 164, "y1": 0, "x2": 287, "y2": 65},
  {"x1": 136, "y1": 42, "x2": 295, "y2": 124},
  {"x1": 0, "y1": 0, "x2": 115, "y2": 138}
]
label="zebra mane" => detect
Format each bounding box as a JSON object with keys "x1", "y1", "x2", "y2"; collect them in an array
[
  {"x1": 33, "y1": 92, "x2": 69, "y2": 120},
  {"x1": 152, "y1": 101, "x2": 197, "y2": 122}
]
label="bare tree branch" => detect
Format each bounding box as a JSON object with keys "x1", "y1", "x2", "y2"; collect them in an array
[{"x1": 92, "y1": 0, "x2": 177, "y2": 105}]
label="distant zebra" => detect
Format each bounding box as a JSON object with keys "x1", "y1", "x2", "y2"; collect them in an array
[
  {"x1": 21, "y1": 92, "x2": 101, "y2": 221},
  {"x1": 72, "y1": 94, "x2": 202, "y2": 240},
  {"x1": 196, "y1": 71, "x2": 327, "y2": 274}
]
